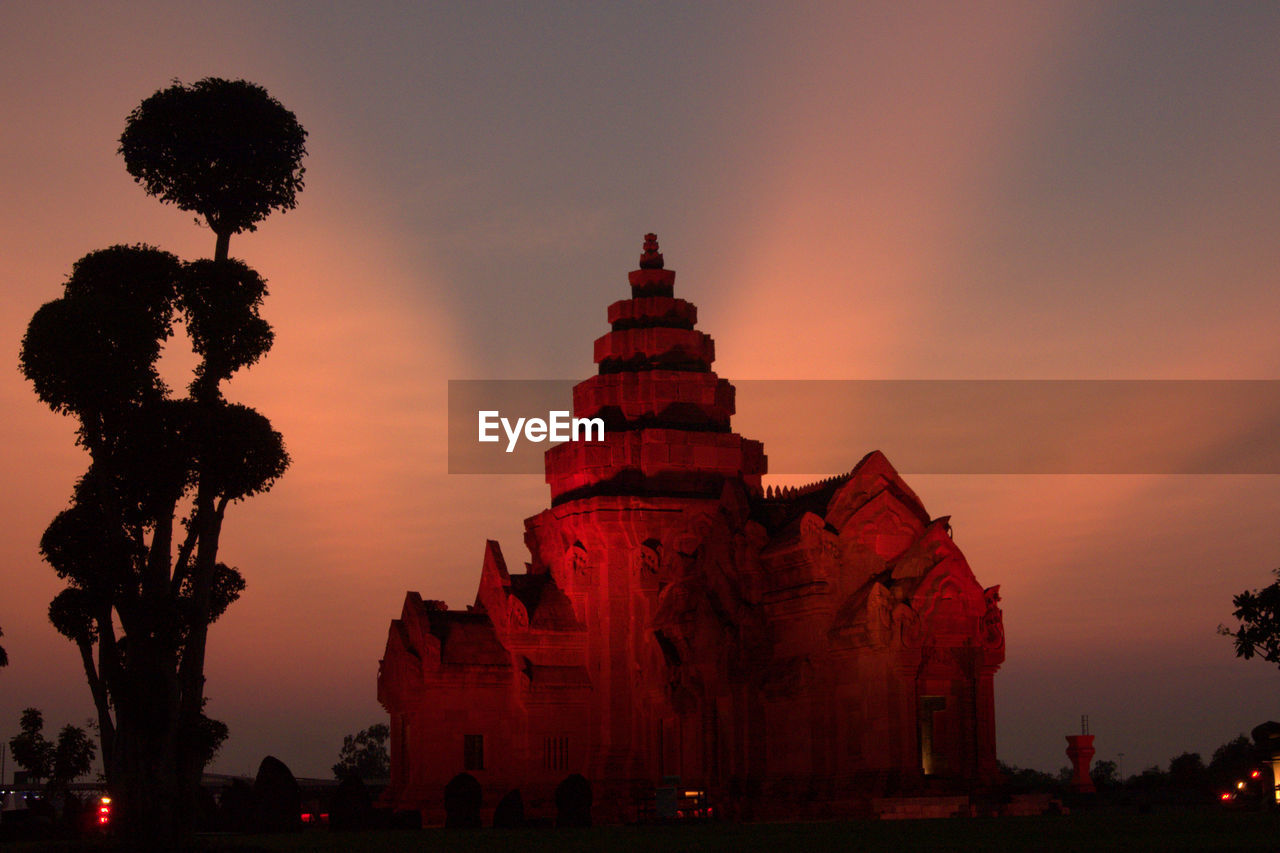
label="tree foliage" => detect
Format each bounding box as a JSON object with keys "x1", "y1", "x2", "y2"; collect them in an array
[
  {"x1": 20, "y1": 77, "x2": 304, "y2": 848},
  {"x1": 1209, "y1": 734, "x2": 1257, "y2": 789},
  {"x1": 1221, "y1": 568, "x2": 1280, "y2": 667},
  {"x1": 996, "y1": 760, "x2": 1060, "y2": 794},
  {"x1": 120, "y1": 78, "x2": 306, "y2": 258},
  {"x1": 1168, "y1": 751, "x2": 1207, "y2": 790},
  {"x1": 7, "y1": 708, "x2": 96, "y2": 793},
  {"x1": 1090, "y1": 759, "x2": 1119, "y2": 789},
  {"x1": 0, "y1": 625, "x2": 7, "y2": 667},
  {"x1": 333, "y1": 723, "x2": 390, "y2": 781},
  {"x1": 9, "y1": 708, "x2": 54, "y2": 783}
]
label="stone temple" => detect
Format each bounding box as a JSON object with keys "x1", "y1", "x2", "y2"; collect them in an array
[{"x1": 377, "y1": 236, "x2": 1005, "y2": 823}]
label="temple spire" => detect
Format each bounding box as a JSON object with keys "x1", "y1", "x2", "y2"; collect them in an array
[{"x1": 639, "y1": 233, "x2": 664, "y2": 269}]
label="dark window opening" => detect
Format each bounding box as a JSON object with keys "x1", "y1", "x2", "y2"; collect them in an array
[
  {"x1": 919, "y1": 696, "x2": 946, "y2": 776},
  {"x1": 543, "y1": 736, "x2": 568, "y2": 771},
  {"x1": 464, "y1": 734, "x2": 484, "y2": 771}
]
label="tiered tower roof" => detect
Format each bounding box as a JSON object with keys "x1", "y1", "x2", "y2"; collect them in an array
[{"x1": 545, "y1": 234, "x2": 766, "y2": 503}]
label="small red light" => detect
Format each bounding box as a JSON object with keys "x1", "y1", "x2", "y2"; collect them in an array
[
  {"x1": 1252, "y1": 770, "x2": 1261, "y2": 778},
  {"x1": 1221, "y1": 792, "x2": 1232, "y2": 801}
]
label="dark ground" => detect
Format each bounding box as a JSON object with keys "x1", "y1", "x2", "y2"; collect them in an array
[{"x1": 8, "y1": 808, "x2": 1280, "y2": 853}]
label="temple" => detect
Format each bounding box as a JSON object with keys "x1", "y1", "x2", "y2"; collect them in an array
[{"x1": 377, "y1": 236, "x2": 1005, "y2": 823}]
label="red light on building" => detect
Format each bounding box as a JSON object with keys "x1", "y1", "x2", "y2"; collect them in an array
[{"x1": 376, "y1": 235, "x2": 1007, "y2": 824}]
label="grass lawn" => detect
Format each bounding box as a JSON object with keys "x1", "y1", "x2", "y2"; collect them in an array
[{"x1": 9, "y1": 809, "x2": 1280, "y2": 852}]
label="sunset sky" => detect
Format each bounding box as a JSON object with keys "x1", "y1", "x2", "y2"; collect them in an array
[{"x1": 2, "y1": 2, "x2": 1279, "y2": 781}]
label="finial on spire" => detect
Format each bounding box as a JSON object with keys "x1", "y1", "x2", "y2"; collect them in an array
[{"x1": 639, "y1": 233, "x2": 664, "y2": 269}]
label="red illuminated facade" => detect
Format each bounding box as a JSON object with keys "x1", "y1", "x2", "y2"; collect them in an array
[{"x1": 377, "y1": 236, "x2": 1005, "y2": 823}]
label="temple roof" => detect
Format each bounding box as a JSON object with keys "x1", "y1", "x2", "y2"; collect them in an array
[
  {"x1": 510, "y1": 573, "x2": 581, "y2": 631},
  {"x1": 546, "y1": 235, "x2": 767, "y2": 503},
  {"x1": 751, "y1": 450, "x2": 929, "y2": 534},
  {"x1": 424, "y1": 609, "x2": 511, "y2": 668}
]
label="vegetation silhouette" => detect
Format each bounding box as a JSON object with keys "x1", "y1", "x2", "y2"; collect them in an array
[
  {"x1": 18, "y1": 76, "x2": 305, "y2": 849},
  {"x1": 492, "y1": 788, "x2": 525, "y2": 828},
  {"x1": 120, "y1": 78, "x2": 306, "y2": 262},
  {"x1": 1221, "y1": 568, "x2": 1280, "y2": 667},
  {"x1": 253, "y1": 755, "x2": 302, "y2": 833},
  {"x1": 998, "y1": 732, "x2": 1265, "y2": 809},
  {"x1": 0, "y1": 625, "x2": 7, "y2": 667},
  {"x1": 328, "y1": 773, "x2": 376, "y2": 831},
  {"x1": 333, "y1": 723, "x2": 390, "y2": 781},
  {"x1": 7, "y1": 707, "x2": 95, "y2": 796}
]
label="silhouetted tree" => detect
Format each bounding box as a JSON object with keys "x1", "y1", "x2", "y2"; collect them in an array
[
  {"x1": 1168, "y1": 751, "x2": 1208, "y2": 791},
  {"x1": 1091, "y1": 759, "x2": 1119, "y2": 790},
  {"x1": 10, "y1": 708, "x2": 55, "y2": 784},
  {"x1": 332, "y1": 723, "x2": 390, "y2": 781},
  {"x1": 0, "y1": 625, "x2": 7, "y2": 667},
  {"x1": 7, "y1": 708, "x2": 95, "y2": 794},
  {"x1": 218, "y1": 778, "x2": 256, "y2": 833},
  {"x1": 493, "y1": 788, "x2": 525, "y2": 828},
  {"x1": 329, "y1": 773, "x2": 375, "y2": 831},
  {"x1": 1127, "y1": 765, "x2": 1168, "y2": 792},
  {"x1": 50, "y1": 724, "x2": 96, "y2": 797},
  {"x1": 1209, "y1": 734, "x2": 1258, "y2": 790},
  {"x1": 120, "y1": 78, "x2": 306, "y2": 262},
  {"x1": 19, "y1": 78, "x2": 304, "y2": 849},
  {"x1": 997, "y1": 760, "x2": 1060, "y2": 794},
  {"x1": 253, "y1": 755, "x2": 302, "y2": 833},
  {"x1": 1221, "y1": 569, "x2": 1280, "y2": 668}
]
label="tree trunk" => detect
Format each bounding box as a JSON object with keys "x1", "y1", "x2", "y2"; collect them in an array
[
  {"x1": 74, "y1": 638, "x2": 115, "y2": 778},
  {"x1": 111, "y1": 644, "x2": 185, "y2": 850},
  {"x1": 214, "y1": 230, "x2": 230, "y2": 263}
]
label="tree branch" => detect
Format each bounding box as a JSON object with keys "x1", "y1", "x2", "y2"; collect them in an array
[{"x1": 171, "y1": 519, "x2": 200, "y2": 596}]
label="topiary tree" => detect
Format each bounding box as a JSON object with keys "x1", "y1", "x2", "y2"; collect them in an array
[
  {"x1": 120, "y1": 78, "x2": 306, "y2": 262},
  {"x1": 20, "y1": 78, "x2": 304, "y2": 849},
  {"x1": 253, "y1": 755, "x2": 302, "y2": 833}
]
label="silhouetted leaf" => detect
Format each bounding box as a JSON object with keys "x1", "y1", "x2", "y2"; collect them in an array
[{"x1": 1222, "y1": 568, "x2": 1280, "y2": 668}]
